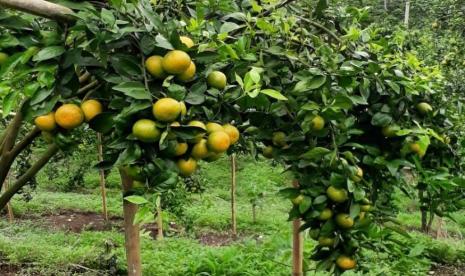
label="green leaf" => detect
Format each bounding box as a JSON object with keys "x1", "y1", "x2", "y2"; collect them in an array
[
  {"x1": 219, "y1": 22, "x2": 241, "y2": 34},
  {"x1": 89, "y1": 113, "x2": 114, "y2": 134},
  {"x1": 30, "y1": 88, "x2": 54, "y2": 105},
  {"x1": 371, "y1": 112, "x2": 392, "y2": 127},
  {"x1": 260, "y1": 89, "x2": 287, "y2": 101},
  {"x1": 124, "y1": 195, "x2": 148, "y2": 205},
  {"x1": 33, "y1": 46, "x2": 65, "y2": 61},
  {"x1": 113, "y1": 82, "x2": 151, "y2": 100},
  {"x1": 300, "y1": 147, "x2": 331, "y2": 160},
  {"x1": 299, "y1": 196, "x2": 312, "y2": 213},
  {"x1": 155, "y1": 34, "x2": 173, "y2": 50},
  {"x1": 2, "y1": 91, "x2": 18, "y2": 118}
]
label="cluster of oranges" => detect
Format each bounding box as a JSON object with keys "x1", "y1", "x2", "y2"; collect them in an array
[
  {"x1": 34, "y1": 99, "x2": 103, "y2": 139},
  {"x1": 132, "y1": 96, "x2": 239, "y2": 177}
]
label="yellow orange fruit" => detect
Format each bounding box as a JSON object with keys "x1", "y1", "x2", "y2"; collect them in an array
[
  {"x1": 177, "y1": 61, "x2": 196, "y2": 82},
  {"x1": 207, "y1": 71, "x2": 227, "y2": 89},
  {"x1": 152, "y1": 98, "x2": 181, "y2": 122},
  {"x1": 207, "y1": 131, "x2": 231, "y2": 153},
  {"x1": 336, "y1": 255, "x2": 356, "y2": 270},
  {"x1": 262, "y1": 146, "x2": 274, "y2": 158},
  {"x1": 272, "y1": 131, "x2": 287, "y2": 147},
  {"x1": 206, "y1": 122, "x2": 224, "y2": 133},
  {"x1": 175, "y1": 142, "x2": 188, "y2": 156},
  {"x1": 180, "y1": 36, "x2": 194, "y2": 48},
  {"x1": 177, "y1": 158, "x2": 197, "y2": 176},
  {"x1": 350, "y1": 166, "x2": 363, "y2": 183},
  {"x1": 55, "y1": 104, "x2": 84, "y2": 130},
  {"x1": 145, "y1": 55, "x2": 166, "y2": 79},
  {"x1": 318, "y1": 237, "x2": 335, "y2": 247},
  {"x1": 318, "y1": 208, "x2": 333, "y2": 221},
  {"x1": 162, "y1": 50, "x2": 191, "y2": 74},
  {"x1": 335, "y1": 213, "x2": 354, "y2": 229},
  {"x1": 223, "y1": 124, "x2": 240, "y2": 144},
  {"x1": 360, "y1": 204, "x2": 372, "y2": 212},
  {"x1": 132, "y1": 119, "x2": 160, "y2": 142},
  {"x1": 291, "y1": 195, "x2": 304, "y2": 205},
  {"x1": 326, "y1": 186, "x2": 349, "y2": 203},
  {"x1": 311, "y1": 115, "x2": 325, "y2": 131},
  {"x1": 35, "y1": 112, "x2": 56, "y2": 131},
  {"x1": 191, "y1": 139, "x2": 209, "y2": 160},
  {"x1": 0, "y1": 52, "x2": 8, "y2": 65},
  {"x1": 416, "y1": 102, "x2": 433, "y2": 114},
  {"x1": 180, "y1": 101, "x2": 187, "y2": 116},
  {"x1": 81, "y1": 99, "x2": 103, "y2": 122}
]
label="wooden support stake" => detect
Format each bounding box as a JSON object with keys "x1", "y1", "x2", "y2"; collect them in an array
[
  {"x1": 0, "y1": 0, "x2": 75, "y2": 22},
  {"x1": 156, "y1": 195, "x2": 163, "y2": 240},
  {"x1": 2, "y1": 173, "x2": 14, "y2": 223},
  {"x1": 292, "y1": 180, "x2": 303, "y2": 276},
  {"x1": 230, "y1": 154, "x2": 237, "y2": 238},
  {"x1": 97, "y1": 133, "x2": 108, "y2": 221},
  {"x1": 120, "y1": 169, "x2": 142, "y2": 276}
]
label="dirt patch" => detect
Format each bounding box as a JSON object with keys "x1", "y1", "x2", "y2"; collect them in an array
[
  {"x1": 197, "y1": 231, "x2": 246, "y2": 246},
  {"x1": 0, "y1": 263, "x2": 20, "y2": 276},
  {"x1": 37, "y1": 210, "x2": 122, "y2": 233},
  {"x1": 430, "y1": 264, "x2": 465, "y2": 275}
]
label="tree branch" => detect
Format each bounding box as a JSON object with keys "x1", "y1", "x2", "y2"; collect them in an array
[
  {"x1": 79, "y1": 71, "x2": 91, "y2": 84},
  {"x1": 1, "y1": 103, "x2": 24, "y2": 155},
  {"x1": 297, "y1": 17, "x2": 342, "y2": 43},
  {"x1": 78, "y1": 80, "x2": 99, "y2": 95},
  {"x1": 0, "y1": 144, "x2": 59, "y2": 210},
  {"x1": 8, "y1": 127, "x2": 40, "y2": 160},
  {"x1": 0, "y1": 0, "x2": 75, "y2": 22}
]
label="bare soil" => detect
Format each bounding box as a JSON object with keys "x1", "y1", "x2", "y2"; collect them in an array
[{"x1": 431, "y1": 264, "x2": 465, "y2": 276}]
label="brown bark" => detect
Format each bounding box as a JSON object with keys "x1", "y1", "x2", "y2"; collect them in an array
[
  {"x1": 252, "y1": 203, "x2": 257, "y2": 224},
  {"x1": 156, "y1": 195, "x2": 163, "y2": 240},
  {"x1": 97, "y1": 133, "x2": 108, "y2": 221},
  {"x1": 3, "y1": 174, "x2": 14, "y2": 223},
  {"x1": 119, "y1": 169, "x2": 142, "y2": 276},
  {"x1": 0, "y1": 0, "x2": 74, "y2": 22},
  {"x1": 292, "y1": 180, "x2": 303, "y2": 276},
  {"x1": 230, "y1": 154, "x2": 237, "y2": 238},
  {"x1": 0, "y1": 144, "x2": 59, "y2": 210}
]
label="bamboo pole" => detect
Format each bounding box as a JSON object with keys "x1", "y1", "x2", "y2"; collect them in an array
[
  {"x1": 292, "y1": 180, "x2": 303, "y2": 276},
  {"x1": 0, "y1": 0, "x2": 74, "y2": 22},
  {"x1": 156, "y1": 195, "x2": 163, "y2": 240},
  {"x1": 120, "y1": 169, "x2": 142, "y2": 276},
  {"x1": 230, "y1": 154, "x2": 237, "y2": 238},
  {"x1": 97, "y1": 133, "x2": 108, "y2": 221}
]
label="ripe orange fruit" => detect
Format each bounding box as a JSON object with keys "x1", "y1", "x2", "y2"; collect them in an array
[
  {"x1": 81, "y1": 99, "x2": 103, "y2": 122},
  {"x1": 132, "y1": 119, "x2": 160, "y2": 142},
  {"x1": 416, "y1": 102, "x2": 433, "y2": 114},
  {"x1": 180, "y1": 36, "x2": 194, "y2": 48},
  {"x1": 262, "y1": 146, "x2": 274, "y2": 158},
  {"x1": 191, "y1": 139, "x2": 209, "y2": 160},
  {"x1": 223, "y1": 124, "x2": 240, "y2": 144},
  {"x1": 335, "y1": 213, "x2": 354, "y2": 229},
  {"x1": 177, "y1": 61, "x2": 196, "y2": 82},
  {"x1": 55, "y1": 104, "x2": 84, "y2": 130},
  {"x1": 350, "y1": 166, "x2": 363, "y2": 182},
  {"x1": 35, "y1": 112, "x2": 56, "y2": 131},
  {"x1": 162, "y1": 50, "x2": 191, "y2": 74},
  {"x1": 311, "y1": 115, "x2": 325, "y2": 131},
  {"x1": 207, "y1": 131, "x2": 231, "y2": 153},
  {"x1": 318, "y1": 208, "x2": 333, "y2": 220},
  {"x1": 180, "y1": 102, "x2": 187, "y2": 116},
  {"x1": 318, "y1": 236, "x2": 335, "y2": 247},
  {"x1": 177, "y1": 158, "x2": 197, "y2": 176},
  {"x1": 326, "y1": 186, "x2": 348, "y2": 203},
  {"x1": 291, "y1": 195, "x2": 304, "y2": 205},
  {"x1": 272, "y1": 131, "x2": 287, "y2": 147},
  {"x1": 152, "y1": 98, "x2": 181, "y2": 122},
  {"x1": 206, "y1": 122, "x2": 224, "y2": 133},
  {"x1": 0, "y1": 52, "x2": 8, "y2": 65},
  {"x1": 207, "y1": 71, "x2": 227, "y2": 89},
  {"x1": 175, "y1": 142, "x2": 188, "y2": 156},
  {"x1": 145, "y1": 55, "x2": 166, "y2": 79},
  {"x1": 336, "y1": 255, "x2": 356, "y2": 270}
]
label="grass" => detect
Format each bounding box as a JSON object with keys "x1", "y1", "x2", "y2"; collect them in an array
[{"x1": 1, "y1": 155, "x2": 464, "y2": 275}]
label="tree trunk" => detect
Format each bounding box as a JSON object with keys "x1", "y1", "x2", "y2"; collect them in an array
[
  {"x1": 427, "y1": 210, "x2": 435, "y2": 234},
  {"x1": 97, "y1": 133, "x2": 108, "y2": 221},
  {"x1": 120, "y1": 169, "x2": 142, "y2": 276},
  {"x1": 384, "y1": 0, "x2": 388, "y2": 10},
  {"x1": 419, "y1": 189, "x2": 427, "y2": 232},
  {"x1": 0, "y1": 0, "x2": 74, "y2": 22},
  {"x1": 230, "y1": 154, "x2": 237, "y2": 238},
  {"x1": 404, "y1": 0, "x2": 410, "y2": 28},
  {"x1": 252, "y1": 203, "x2": 256, "y2": 224},
  {"x1": 292, "y1": 180, "x2": 303, "y2": 276},
  {"x1": 3, "y1": 174, "x2": 14, "y2": 223},
  {"x1": 156, "y1": 195, "x2": 163, "y2": 241}
]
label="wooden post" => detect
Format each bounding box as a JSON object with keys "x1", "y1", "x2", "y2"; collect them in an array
[
  {"x1": 292, "y1": 180, "x2": 303, "y2": 276},
  {"x1": 252, "y1": 203, "x2": 256, "y2": 224},
  {"x1": 0, "y1": 0, "x2": 74, "y2": 22},
  {"x1": 230, "y1": 154, "x2": 237, "y2": 238},
  {"x1": 156, "y1": 195, "x2": 163, "y2": 240},
  {"x1": 2, "y1": 173, "x2": 14, "y2": 223},
  {"x1": 404, "y1": 0, "x2": 410, "y2": 28},
  {"x1": 119, "y1": 169, "x2": 142, "y2": 276},
  {"x1": 97, "y1": 133, "x2": 108, "y2": 221}
]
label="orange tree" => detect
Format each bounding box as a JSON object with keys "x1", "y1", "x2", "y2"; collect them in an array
[{"x1": 0, "y1": 0, "x2": 457, "y2": 275}]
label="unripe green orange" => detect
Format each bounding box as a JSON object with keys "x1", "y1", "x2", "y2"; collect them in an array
[{"x1": 207, "y1": 71, "x2": 227, "y2": 89}]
